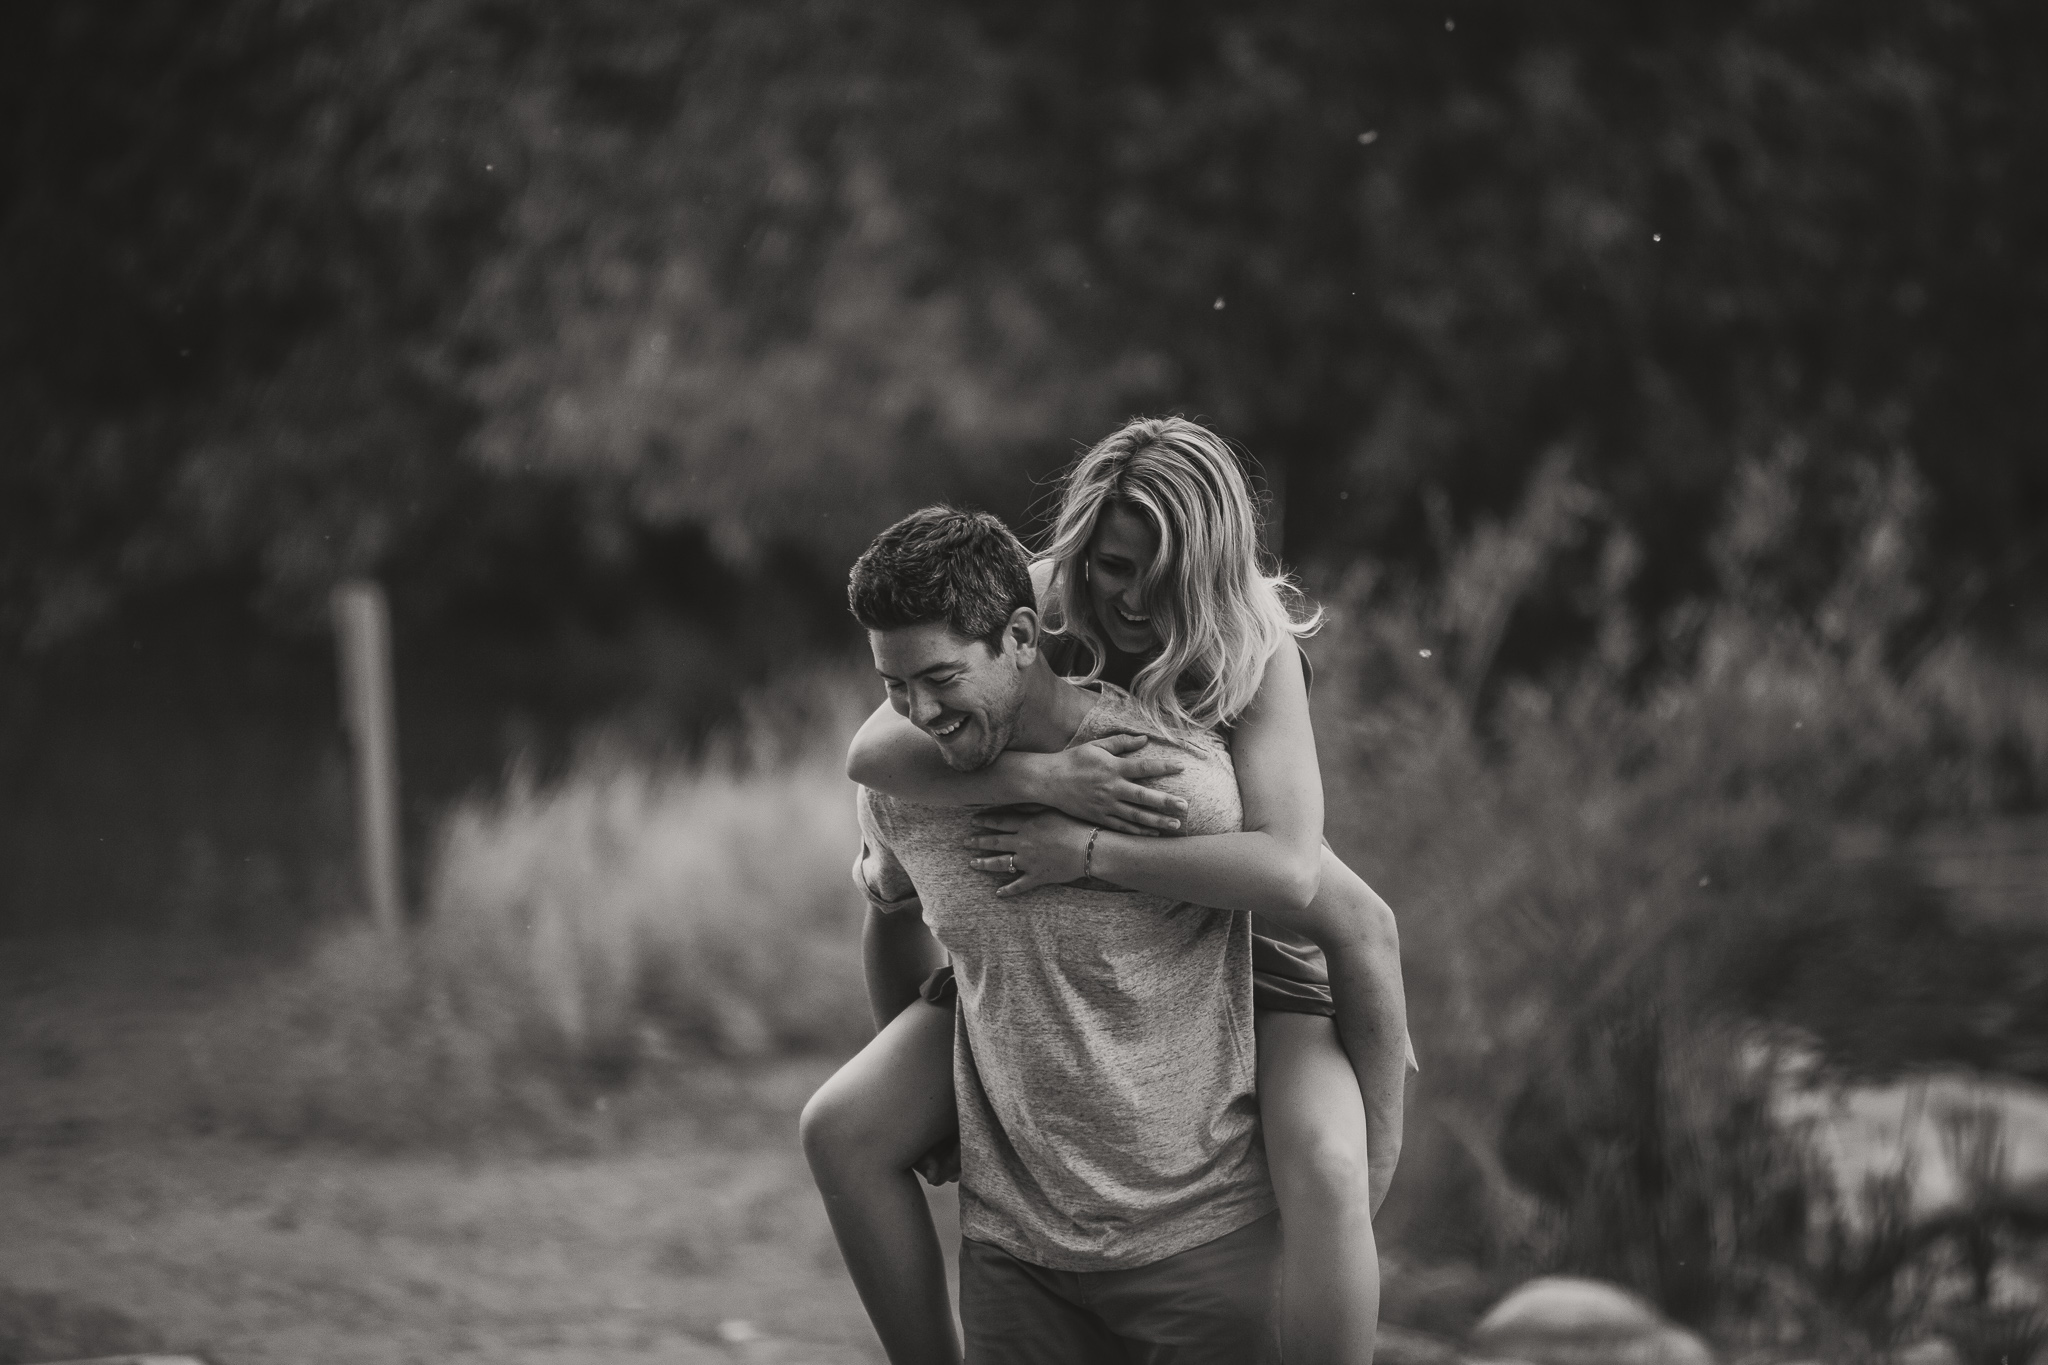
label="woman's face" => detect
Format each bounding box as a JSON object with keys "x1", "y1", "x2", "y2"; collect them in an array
[{"x1": 1084, "y1": 502, "x2": 1162, "y2": 655}]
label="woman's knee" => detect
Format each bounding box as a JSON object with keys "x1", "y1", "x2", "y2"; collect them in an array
[
  {"x1": 1272, "y1": 1124, "x2": 1374, "y2": 1213},
  {"x1": 1261, "y1": 1056, "x2": 1373, "y2": 1212},
  {"x1": 800, "y1": 1072, "x2": 887, "y2": 1177}
]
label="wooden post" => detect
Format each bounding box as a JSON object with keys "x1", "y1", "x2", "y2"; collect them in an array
[{"x1": 332, "y1": 579, "x2": 405, "y2": 932}]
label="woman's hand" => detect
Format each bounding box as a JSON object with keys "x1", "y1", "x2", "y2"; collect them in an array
[
  {"x1": 966, "y1": 809, "x2": 1103, "y2": 898},
  {"x1": 1033, "y1": 734, "x2": 1187, "y2": 835}
]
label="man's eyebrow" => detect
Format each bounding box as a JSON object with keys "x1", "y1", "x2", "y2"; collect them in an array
[{"x1": 876, "y1": 658, "x2": 968, "y2": 682}]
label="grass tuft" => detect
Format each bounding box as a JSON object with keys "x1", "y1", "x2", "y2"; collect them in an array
[{"x1": 183, "y1": 671, "x2": 873, "y2": 1148}]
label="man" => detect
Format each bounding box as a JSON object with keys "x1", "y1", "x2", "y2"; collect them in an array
[{"x1": 837, "y1": 505, "x2": 1281, "y2": 1362}]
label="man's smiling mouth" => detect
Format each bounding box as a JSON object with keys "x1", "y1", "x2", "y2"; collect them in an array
[{"x1": 930, "y1": 714, "x2": 968, "y2": 738}]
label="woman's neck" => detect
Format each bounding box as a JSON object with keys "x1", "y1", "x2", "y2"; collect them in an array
[{"x1": 1096, "y1": 639, "x2": 1158, "y2": 691}]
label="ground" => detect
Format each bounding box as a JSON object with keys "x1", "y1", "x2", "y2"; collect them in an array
[
  {"x1": 8, "y1": 932, "x2": 2047, "y2": 1365},
  {"x1": 0, "y1": 937, "x2": 959, "y2": 1365}
]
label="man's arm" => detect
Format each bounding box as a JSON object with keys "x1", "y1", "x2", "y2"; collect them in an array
[
  {"x1": 853, "y1": 789, "x2": 948, "y2": 1030},
  {"x1": 861, "y1": 902, "x2": 947, "y2": 1030}
]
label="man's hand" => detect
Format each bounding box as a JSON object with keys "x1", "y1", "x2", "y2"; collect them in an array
[
  {"x1": 1031, "y1": 735, "x2": 1186, "y2": 836},
  {"x1": 965, "y1": 808, "x2": 1101, "y2": 897}
]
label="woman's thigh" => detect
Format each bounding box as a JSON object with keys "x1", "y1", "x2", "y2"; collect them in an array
[
  {"x1": 805, "y1": 999, "x2": 959, "y2": 1167},
  {"x1": 1255, "y1": 1010, "x2": 1370, "y2": 1183}
]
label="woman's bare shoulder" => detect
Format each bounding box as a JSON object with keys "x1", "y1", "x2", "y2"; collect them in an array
[{"x1": 1029, "y1": 557, "x2": 1056, "y2": 611}]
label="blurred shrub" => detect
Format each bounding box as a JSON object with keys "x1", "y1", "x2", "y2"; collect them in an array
[
  {"x1": 183, "y1": 669, "x2": 874, "y2": 1147},
  {"x1": 1321, "y1": 452, "x2": 2048, "y2": 1332}
]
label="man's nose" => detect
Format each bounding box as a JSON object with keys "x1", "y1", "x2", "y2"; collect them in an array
[{"x1": 908, "y1": 688, "x2": 944, "y2": 728}]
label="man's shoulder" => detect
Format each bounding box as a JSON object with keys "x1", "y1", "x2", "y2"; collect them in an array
[
  {"x1": 857, "y1": 782, "x2": 971, "y2": 846},
  {"x1": 1076, "y1": 685, "x2": 1229, "y2": 763},
  {"x1": 1029, "y1": 557, "x2": 1057, "y2": 607},
  {"x1": 856, "y1": 783, "x2": 911, "y2": 841},
  {"x1": 1074, "y1": 686, "x2": 1240, "y2": 834}
]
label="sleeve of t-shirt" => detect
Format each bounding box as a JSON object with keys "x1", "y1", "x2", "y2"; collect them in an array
[{"x1": 852, "y1": 787, "x2": 922, "y2": 915}]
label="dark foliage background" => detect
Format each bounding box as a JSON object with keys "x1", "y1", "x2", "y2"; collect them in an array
[{"x1": 4, "y1": 0, "x2": 2045, "y2": 918}]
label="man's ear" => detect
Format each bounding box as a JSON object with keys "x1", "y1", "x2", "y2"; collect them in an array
[{"x1": 1003, "y1": 606, "x2": 1042, "y2": 666}]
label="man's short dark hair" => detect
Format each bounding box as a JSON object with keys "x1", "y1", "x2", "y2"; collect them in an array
[{"x1": 848, "y1": 506, "x2": 1036, "y2": 647}]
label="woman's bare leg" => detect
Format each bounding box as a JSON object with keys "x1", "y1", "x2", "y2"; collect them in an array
[
  {"x1": 1260, "y1": 1009, "x2": 1379, "y2": 1365},
  {"x1": 1304, "y1": 847, "x2": 1412, "y2": 1212},
  {"x1": 800, "y1": 999, "x2": 961, "y2": 1365}
]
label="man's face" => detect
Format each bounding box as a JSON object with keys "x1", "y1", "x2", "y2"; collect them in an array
[{"x1": 869, "y1": 619, "x2": 1028, "y2": 772}]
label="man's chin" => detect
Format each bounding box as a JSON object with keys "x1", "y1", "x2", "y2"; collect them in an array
[
  {"x1": 931, "y1": 720, "x2": 1004, "y2": 772},
  {"x1": 939, "y1": 739, "x2": 1000, "y2": 773}
]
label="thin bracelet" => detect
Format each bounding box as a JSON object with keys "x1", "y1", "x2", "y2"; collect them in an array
[{"x1": 1083, "y1": 825, "x2": 1102, "y2": 879}]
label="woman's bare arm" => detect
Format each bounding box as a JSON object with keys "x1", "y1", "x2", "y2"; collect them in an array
[
  {"x1": 972, "y1": 643, "x2": 1326, "y2": 921},
  {"x1": 847, "y1": 700, "x2": 1046, "y2": 806},
  {"x1": 846, "y1": 701, "x2": 1188, "y2": 833}
]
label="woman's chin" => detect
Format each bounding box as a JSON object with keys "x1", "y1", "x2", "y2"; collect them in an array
[{"x1": 1106, "y1": 623, "x2": 1156, "y2": 655}]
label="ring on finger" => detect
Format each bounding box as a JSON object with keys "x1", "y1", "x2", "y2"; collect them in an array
[{"x1": 1007, "y1": 853, "x2": 1017, "y2": 874}]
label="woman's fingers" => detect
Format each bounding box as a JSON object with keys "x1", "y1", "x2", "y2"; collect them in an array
[
  {"x1": 970, "y1": 853, "x2": 1051, "y2": 884},
  {"x1": 1116, "y1": 782, "x2": 1187, "y2": 815},
  {"x1": 1115, "y1": 804, "x2": 1180, "y2": 832},
  {"x1": 1116, "y1": 754, "x2": 1184, "y2": 781}
]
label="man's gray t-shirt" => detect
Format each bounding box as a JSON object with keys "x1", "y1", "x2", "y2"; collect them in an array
[{"x1": 855, "y1": 682, "x2": 1274, "y2": 1272}]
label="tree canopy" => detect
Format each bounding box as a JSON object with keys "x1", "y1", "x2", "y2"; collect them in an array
[{"x1": 6, "y1": 0, "x2": 2044, "y2": 657}]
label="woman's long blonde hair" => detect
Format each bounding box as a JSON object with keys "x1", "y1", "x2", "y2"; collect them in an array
[{"x1": 1039, "y1": 416, "x2": 1321, "y2": 735}]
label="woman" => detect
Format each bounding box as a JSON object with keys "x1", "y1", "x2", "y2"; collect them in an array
[{"x1": 801, "y1": 417, "x2": 1411, "y2": 1365}]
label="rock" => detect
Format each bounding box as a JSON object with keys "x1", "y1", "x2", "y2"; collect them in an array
[
  {"x1": 1894, "y1": 1339, "x2": 1962, "y2": 1365},
  {"x1": 1474, "y1": 1277, "x2": 1667, "y2": 1341},
  {"x1": 1385, "y1": 1259, "x2": 1511, "y2": 1338},
  {"x1": 1469, "y1": 1277, "x2": 1715, "y2": 1365},
  {"x1": 1376, "y1": 1324, "x2": 1464, "y2": 1365}
]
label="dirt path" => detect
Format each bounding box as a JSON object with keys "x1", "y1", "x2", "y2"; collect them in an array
[
  {"x1": 0, "y1": 1106, "x2": 960, "y2": 1364},
  {"x1": 0, "y1": 938, "x2": 957, "y2": 1365}
]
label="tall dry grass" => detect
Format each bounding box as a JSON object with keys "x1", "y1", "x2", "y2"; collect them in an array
[
  {"x1": 184, "y1": 670, "x2": 874, "y2": 1147},
  {"x1": 1311, "y1": 453, "x2": 2048, "y2": 1336}
]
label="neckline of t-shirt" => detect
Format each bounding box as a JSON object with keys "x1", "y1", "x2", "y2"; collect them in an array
[
  {"x1": 1058, "y1": 679, "x2": 1148, "y2": 753},
  {"x1": 1054, "y1": 678, "x2": 1110, "y2": 752}
]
